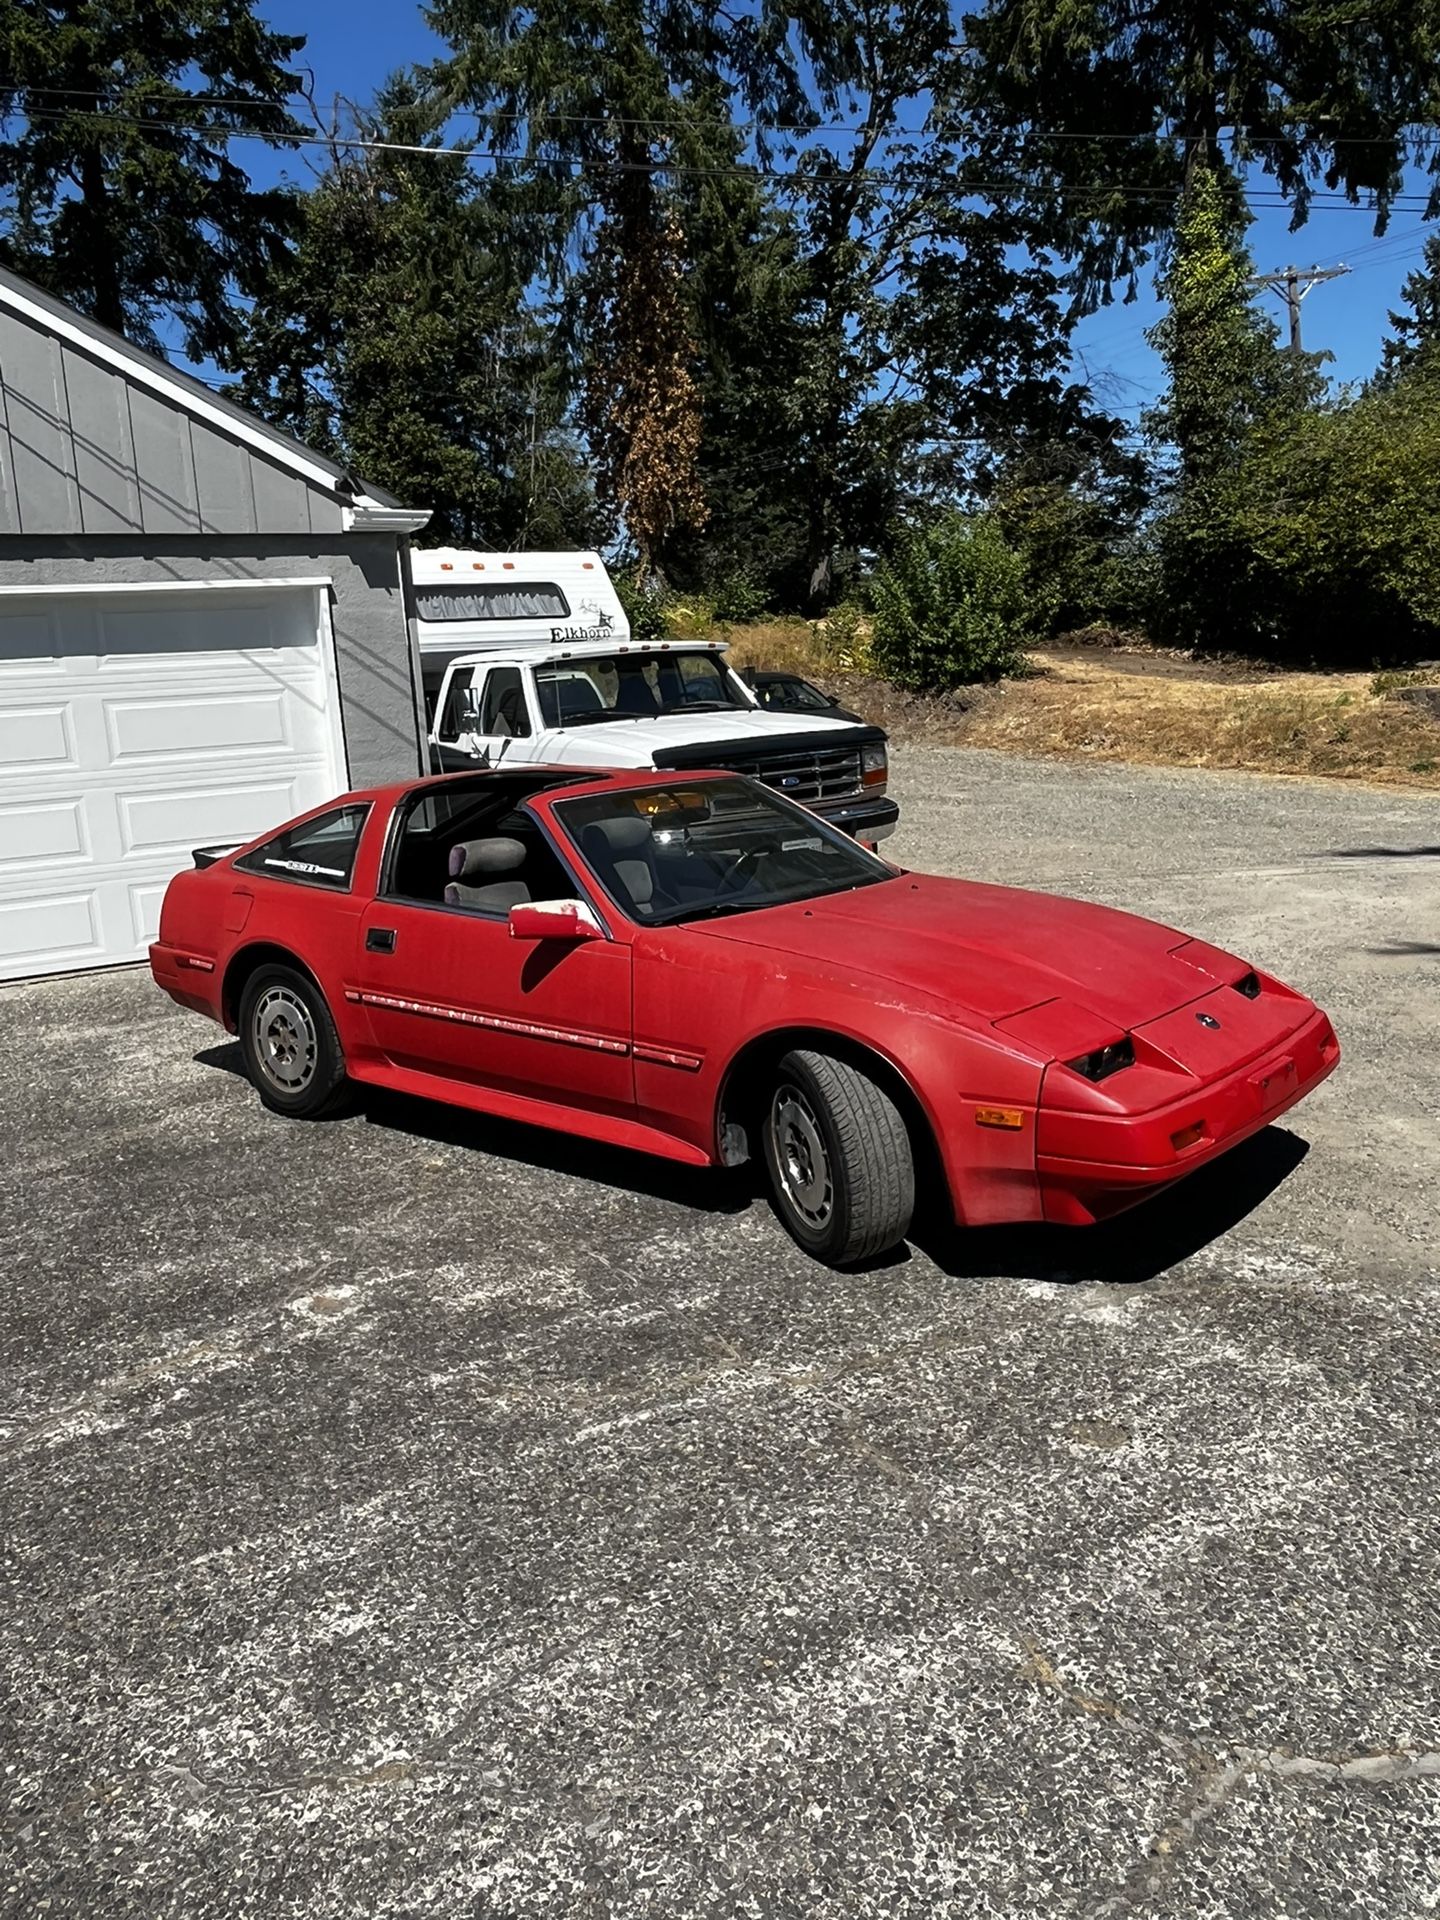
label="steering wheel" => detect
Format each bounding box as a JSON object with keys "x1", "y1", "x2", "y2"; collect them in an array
[{"x1": 714, "y1": 846, "x2": 764, "y2": 894}]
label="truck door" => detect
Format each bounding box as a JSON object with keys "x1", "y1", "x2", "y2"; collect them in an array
[{"x1": 432, "y1": 663, "x2": 536, "y2": 771}]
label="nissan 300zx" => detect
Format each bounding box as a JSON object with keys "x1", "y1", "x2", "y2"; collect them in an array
[{"x1": 151, "y1": 768, "x2": 1339, "y2": 1267}]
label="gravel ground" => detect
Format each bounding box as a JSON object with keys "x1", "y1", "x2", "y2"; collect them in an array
[{"x1": 3, "y1": 747, "x2": 1438, "y2": 1920}]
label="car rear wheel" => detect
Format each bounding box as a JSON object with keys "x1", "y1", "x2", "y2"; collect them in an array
[
  {"x1": 763, "y1": 1049, "x2": 915, "y2": 1267},
  {"x1": 238, "y1": 963, "x2": 350, "y2": 1119}
]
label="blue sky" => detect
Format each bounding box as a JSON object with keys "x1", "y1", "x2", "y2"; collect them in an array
[{"x1": 259, "y1": 0, "x2": 1434, "y2": 415}]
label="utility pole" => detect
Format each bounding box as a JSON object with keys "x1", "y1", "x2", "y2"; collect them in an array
[{"x1": 1252, "y1": 264, "x2": 1351, "y2": 353}]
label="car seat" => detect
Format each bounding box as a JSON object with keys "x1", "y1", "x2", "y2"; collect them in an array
[
  {"x1": 580, "y1": 815, "x2": 674, "y2": 917},
  {"x1": 444, "y1": 837, "x2": 531, "y2": 911}
]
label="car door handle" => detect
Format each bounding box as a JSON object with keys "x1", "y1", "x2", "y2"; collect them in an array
[{"x1": 366, "y1": 927, "x2": 397, "y2": 954}]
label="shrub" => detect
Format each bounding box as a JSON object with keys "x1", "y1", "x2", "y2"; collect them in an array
[
  {"x1": 810, "y1": 601, "x2": 869, "y2": 670},
  {"x1": 869, "y1": 513, "x2": 1030, "y2": 689},
  {"x1": 706, "y1": 562, "x2": 769, "y2": 624},
  {"x1": 614, "y1": 571, "x2": 669, "y2": 643}
]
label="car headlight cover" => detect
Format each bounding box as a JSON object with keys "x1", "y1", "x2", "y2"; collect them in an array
[{"x1": 1066, "y1": 1037, "x2": 1136, "y2": 1082}]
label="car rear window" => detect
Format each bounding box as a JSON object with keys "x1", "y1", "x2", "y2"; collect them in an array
[{"x1": 235, "y1": 803, "x2": 371, "y2": 891}]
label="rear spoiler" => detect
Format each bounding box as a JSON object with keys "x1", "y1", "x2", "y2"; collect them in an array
[{"x1": 192, "y1": 844, "x2": 242, "y2": 870}]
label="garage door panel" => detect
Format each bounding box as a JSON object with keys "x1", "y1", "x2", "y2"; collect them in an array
[
  {"x1": 119, "y1": 778, "x2": 304, "y2": 859},
  {"x1": 0, "y1": 585, "x2": 340, "y2": 980},
  {"x1": 0, "y1": 701, "x2": 75, "y2": 771},
  {"x1": 0, "y1": 890, "x2": 102, "y2": 972},
  {"x1": 104, "y1": 689, "x2": 303, "y2": 762},
  {"x1": 128, "y1": 879, "x2": 170, "y2": 949},
  {"x1": 0, "y1": 797, "x2": 87, "y2": 869},
  {"x1": 0, "y1": 607, "x2": 61, "y2": 661},
  {"x1": 96, "y1": 598, "x2": 308, "y2": 656}
]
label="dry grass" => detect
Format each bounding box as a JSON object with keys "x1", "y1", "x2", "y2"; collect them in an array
[
  {"x1": 965, "y1": 651, "x2": 1440, "y2": 789},
  {"x1": 708, "y1": 616, "x2": 828, "y2": 673},
  {"x1": 713, "y1": 619, "x2": 1440, "y2": 791}
]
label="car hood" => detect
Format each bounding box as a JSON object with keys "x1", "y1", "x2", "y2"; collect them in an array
[
  {"x1": 542, "y1": 706, "x2": 864, "y2": 764},
  {"x1": 701, "y1": 873, "x2": 1238, "y2": 1033}
]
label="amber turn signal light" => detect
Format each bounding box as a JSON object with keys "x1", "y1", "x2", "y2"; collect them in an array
[{"x1": 976, "y1": 1106, "x2": 1026, "y2": 1130}]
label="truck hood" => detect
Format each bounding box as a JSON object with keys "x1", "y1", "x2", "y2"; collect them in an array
[
  {"x1": 540, "y1": 707, "x2": 867, "y2": 766},
  {"x1": 700, "y1": 872, "x2": 1244, "y2": 1034}
]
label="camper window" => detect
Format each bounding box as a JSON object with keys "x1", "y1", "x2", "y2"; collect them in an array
[{"x1": 416, "y1": 583, "x2": 570, "y2": 623}]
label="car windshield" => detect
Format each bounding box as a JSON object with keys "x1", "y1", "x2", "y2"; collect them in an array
[
  {"x1": 557, "y1": 778, "x2": 893, "y2": 925},
  {"x1": 762, "y1": 676, "x2": 830, "y2": 711},
  {"x1": 534, "y1": 651, "x2": 746, "y2": 727}
]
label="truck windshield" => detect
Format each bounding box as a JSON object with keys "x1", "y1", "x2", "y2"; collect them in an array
[
  {"x1": 557, "y1": 778, "x2": 892, "y2": 925},
  {"x1": 534, "y1": 652, "x2": 747, "y2": 727}
]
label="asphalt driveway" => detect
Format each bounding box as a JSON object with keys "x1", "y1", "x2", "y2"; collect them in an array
[{"x1": 3, "y1": 748, "x2": 1439, "y2": 1919}]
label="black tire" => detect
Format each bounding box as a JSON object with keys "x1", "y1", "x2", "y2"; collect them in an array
[
  {"x1": 762, "y1": 1049, "x2": 915, "y2": 1267},
  {"x1": 237, "y1": 963, "x2": 350, "y2": 1119}
]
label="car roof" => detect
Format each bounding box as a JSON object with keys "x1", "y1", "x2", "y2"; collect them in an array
[{"x1": 339, "y1": 765, "x2": 741, "y2": 811}]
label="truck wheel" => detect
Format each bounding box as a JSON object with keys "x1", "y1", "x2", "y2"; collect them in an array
[
  {"x1": 238, "y1": 964, "x2": 350, "y2": 1119},
  {"x1": 763, "y1": 1049, "x2": 915, "y2": 1267}
]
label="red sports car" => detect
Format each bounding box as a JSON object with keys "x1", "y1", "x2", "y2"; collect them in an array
[{"x1": 151, "y1": 768, "x2": 1339, "y2": 1267}]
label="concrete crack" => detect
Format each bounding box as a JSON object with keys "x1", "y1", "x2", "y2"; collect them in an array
[{"x1": 1017, "y1": 1637, "x2": 1440, "y2": 1917}]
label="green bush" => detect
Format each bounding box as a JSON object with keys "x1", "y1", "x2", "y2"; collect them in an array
[
  {"x1": 869, "y1": 513, "x2": 1030, "y2": 689},
  {"x1": 706, "y1": 561, "x2": 769, "y2": 624},
  {"x1": 810, "y1": 601, "x2": 869, "y2": 669},
  {"x1": 614, "y1": 571, "x2": 669, "y2": 644}
]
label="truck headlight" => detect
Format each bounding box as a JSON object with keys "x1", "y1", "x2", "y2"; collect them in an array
[{"x1": 861, "y1": 744, "x2": 888, "y2": 790}]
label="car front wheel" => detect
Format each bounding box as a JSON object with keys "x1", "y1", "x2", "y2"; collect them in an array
[
  {"x1": 762, "y1": 1049, "x2": 916, "y2": 1267},
  {"x1": 238, "y1": 963, "x2": 350, "y2": 1119}
]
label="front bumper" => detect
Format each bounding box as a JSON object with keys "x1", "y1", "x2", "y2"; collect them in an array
[
  {"x1": 812, "y1": 794, "x2": 900, "y2": 842},
  {"x1": 1036, "y1": 1006, "x2": 1340, "y2": 1225}
]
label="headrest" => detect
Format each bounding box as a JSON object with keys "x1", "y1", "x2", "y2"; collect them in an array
[
  {"x1": 448, "y1": 836, "x2": 527, "y2": 880},
  {"x1": 583, "y1": 814, "x2": 653, "y2": 855}
]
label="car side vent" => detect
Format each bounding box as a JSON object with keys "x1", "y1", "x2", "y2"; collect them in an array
[
  {"x1": 1066, "y1": 1038, "x2": 1135, "y2": 1082},
  {"x1": 1232, "y1": 971, "x2": 1262, "y2": 1000}
]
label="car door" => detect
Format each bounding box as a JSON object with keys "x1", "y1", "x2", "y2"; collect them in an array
[
  {"x1": 432, "y1": 663, "x2": 537, "y2": 771},
  {"x1": 353, "y1": 794, "x2": 634, "y2": 1120}
]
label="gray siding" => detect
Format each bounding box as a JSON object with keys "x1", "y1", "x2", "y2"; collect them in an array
[
  {"x1": 0, "y1": 308, "x2": 346, "y2": 539},
  {"x1": 0, "y1": 536, "x2": 427, "y2": 788}
]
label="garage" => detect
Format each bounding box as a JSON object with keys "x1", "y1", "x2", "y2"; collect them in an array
[
  {"x1": 0, "y1": 584, "x2": 345, "y2": 980},
  {"x1": 0, "y1": 264, "x2": 431, "y2": 982}
]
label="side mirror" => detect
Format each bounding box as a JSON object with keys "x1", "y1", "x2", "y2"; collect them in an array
[
  {"x1": 460, "y1": 686, "x2": 483, "y2": 728},
  {"x1": 508, "y1": 898, "x2": 603, "y2": 943}
]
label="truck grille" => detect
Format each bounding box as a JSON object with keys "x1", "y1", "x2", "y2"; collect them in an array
[{"x1": 716, "y1": 743, "x2": 863, "y2": 803}]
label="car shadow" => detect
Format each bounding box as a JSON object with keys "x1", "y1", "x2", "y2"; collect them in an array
[
  {"x1": 910, "y1": 1126, "x2": 1311, "y2": 1286},
  {"x1": 359, "y1": 1087, "x2": 755, "y2": 1216},
  {"x1": 194, "y1": 1043, "x2": 1310, "y2": 1265},
  {"x1": 195, "y1": 1040, "x2": 247, "y2": 1078}
]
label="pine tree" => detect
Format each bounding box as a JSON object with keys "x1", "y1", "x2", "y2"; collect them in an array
[
  {"x1": 960, "y1": 0, "x2": 1440, "y2": 307},
  {"x1": 1379, "y1": 233, "x2": 1440, "y2": 385},
  {"x1": 0, "y1": 0, "x2": 305, "y2": 360},
  {"x1": 235, "y1": 80, "x2": 596, "y2": 547}
]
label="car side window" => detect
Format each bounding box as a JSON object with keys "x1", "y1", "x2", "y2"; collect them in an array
[
  {"x1": 436, "y1": 668, "x2": 473, "y2": 743},
  {"x1": 480, "y1": 666, "x2": 531, "y2": 738},
  {"x1": 236, "y1": 803, "x2": 370, "y2": 891}
]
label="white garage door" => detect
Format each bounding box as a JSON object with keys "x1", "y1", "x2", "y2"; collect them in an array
[{"x1": 0, "y1": 586, "x2": 343, "y2": 981}]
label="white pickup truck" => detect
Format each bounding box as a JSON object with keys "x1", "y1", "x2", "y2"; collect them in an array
[{"x1": 424, "y1": 636, "x2": 899, "y2": 844}]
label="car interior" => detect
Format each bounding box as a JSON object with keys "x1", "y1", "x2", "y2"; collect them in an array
[{"x1": 386, "y1": 777, "x2": 582, "y2": 915}]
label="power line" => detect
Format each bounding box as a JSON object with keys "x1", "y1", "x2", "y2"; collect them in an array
[
  {"x1": 7, "y1": 102, "x2": 1440, "y2": 209},
  {"x1": 9, "y1": 84, "x2": 1440, "y2": 151}
]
